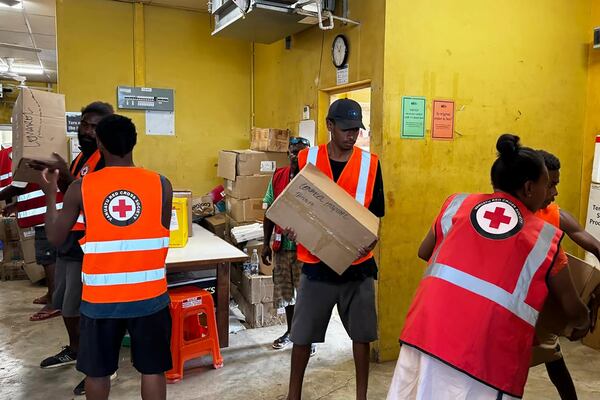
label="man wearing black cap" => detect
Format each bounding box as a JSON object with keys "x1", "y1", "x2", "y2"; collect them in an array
[{"x1": 284, "y1": 99, "x2": 384, "y2": 400}]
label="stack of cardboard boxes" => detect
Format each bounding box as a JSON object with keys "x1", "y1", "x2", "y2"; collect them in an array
[
  {"x1": 214, "y1": 128, "x2": 290, "y2": 328},
  {"x1": 216, "y1": 128, "x2": 290, "y2": 242},
  {"x1": 0, "y1": 218, "x2": 43, "y2": 282},
  {"x1": 231, "y1": 267, "x2": 286, "y2": 328}
]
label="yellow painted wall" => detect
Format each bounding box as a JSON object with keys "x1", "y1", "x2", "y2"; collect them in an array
[
  {"x1": 0, "y1": 81, "x2": 55, "y2": 124},
  {"x1": 253, "y1": 0, "x2": 385, "y2": 156},
  {"x1": 581, "y1": 3, "x2": 600, "y2": 220},
  {"x1": 56, "y1": 0, "x2": 252, "y2": 195},
  {"x1": 378, "y1": 0, "x2": 592, "y2": 361}
]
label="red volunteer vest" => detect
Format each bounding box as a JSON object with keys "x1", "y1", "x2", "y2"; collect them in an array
[
  {"x1": 271, "y1": 167, "x2": 292, "y2": 252},
  {"x1": 70, "y1": 150, "x2": 102, "y2": 231},
  {"x1": 296, "y1": 144, "x2": 378, "y2": 265},
  {"x1": 79, "y1": 167, "x2": 169, "y2": 304},
  {"x1": 0, "y1": 146, "x2": 13, "y2": 190},
  {"x1": 16, "y1": 184, "x2": 64, "y2": 228},
  {"x1": 400, "y1": 192, "x2": 563, "y2": 398}
]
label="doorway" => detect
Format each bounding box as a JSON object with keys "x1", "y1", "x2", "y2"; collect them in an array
[{"x1": 329, "y1": 86, "x2": 371, "y2": 152}]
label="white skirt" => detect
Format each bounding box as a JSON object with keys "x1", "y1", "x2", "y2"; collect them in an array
[{"x1": 386, "y1": 346, "x2": 520, "y2": 400}]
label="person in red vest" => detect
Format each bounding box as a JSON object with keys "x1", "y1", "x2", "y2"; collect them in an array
[
  {"x1": 386, "y1": 134, "x2": 590, "y2": 400},
  {"x1": 0, "y1": 140, "x2": 62, "y2": 322},
  {"x1": 262, "y1": 136, "x2": 312, "y2": 352},
  {"x1": 532, "y1": 150, "x2": 600, "y2": 400},
  {"x1": 29, "y1": 101, "x2": 113, "y2": 396},
  {"x1": 40, "y1": 114, "x2": 173, "y2": 400},
  {"x1": 284, "y1": 99, "x2": 384, "y2": 400},
  {"x1": 0, "y1": 144, "x2": 13, "y2": 191}
]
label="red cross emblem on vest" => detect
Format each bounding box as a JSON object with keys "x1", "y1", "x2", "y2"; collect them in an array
[{"x1": 471, "y1": 198, "x2": 523, "y2": 240}]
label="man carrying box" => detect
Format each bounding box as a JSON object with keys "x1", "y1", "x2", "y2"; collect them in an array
[
  {"x1": 533, "y1": 150, "x2": 600, "y2": 400},
  {"x1": 29, "y1": 101, "x2": 114, "y2": 396},
  {"x1": 40, "y1": 114, "x2": 173, "y2": 400},
  {"x1": 284, "y1": 99, "x2": 384, "y2": 400},
  {"x1": 262, "y1": 136, "x2": 311, "y2": 352}
]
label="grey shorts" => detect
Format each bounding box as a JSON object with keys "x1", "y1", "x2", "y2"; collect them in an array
[
  {"x1": 290, "y1": 274, "x2": 377, "y2": 345},
  {"x1": 52, "y1": 257, "x2": 82, "y2": 318}
]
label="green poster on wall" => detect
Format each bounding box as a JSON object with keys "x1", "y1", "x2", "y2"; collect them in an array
[{"x1": 401, "y1": 96, "x2": 426, "y2": 138}]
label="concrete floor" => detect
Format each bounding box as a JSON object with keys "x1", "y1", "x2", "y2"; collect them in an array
[{"x1": 1, "y1": 280, "x2": 600, "y2": 399}]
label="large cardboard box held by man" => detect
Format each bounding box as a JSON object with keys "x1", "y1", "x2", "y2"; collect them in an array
[
  {"x1": 11, "y1": 88, "x2": 68, "y2": 182},
  {"x1": 266, "y1": 163, "x2": 379, "y2": 275}
]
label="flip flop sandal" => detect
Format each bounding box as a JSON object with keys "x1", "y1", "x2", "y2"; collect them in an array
[
  {"x1": 33, "y1": 296, "x2": 49, "y2": 305},
  {"x1": 30, "y1": 309, "x2": 61, "y2": 322}
]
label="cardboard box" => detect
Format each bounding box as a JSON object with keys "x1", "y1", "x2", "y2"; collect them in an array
[
  {"x1": 232, "y1": 284, "x2": 285, "y2": 328},
  {"x1": 266, "y1": 163, "x2": 379, "y2": 275},
  {"x1": 169, "y1": 197, "x2": 189, "y2": 248},
  {"x1": 0, "y1": 261, "x2": 27, "y2": 281},
  {"x1": 226, "y1": 197, "x2": 265, "y2": 223},
  {"x1": 251, "y1": 127, "x2": 290, "y2": 153},
  {"x1": 11, "y1": 88, "x2": 68, "y2": 182},
  {"x1": 241, "y1": 272, "x2": 274, "y2": 304},
  {"x1": 201, "y1": 213, "x2": 227, "y2": 239},
  {"x1": 244, "y1": 240, "x2": 273, "y2": 276},
  {"x1": 217, "y1": 150, "x2": 289, "y2": 181},
  {"x1": 536, "y1": 254, "x2": 600, "y2": 337},
  {"x1": 23, "y1": 262, "x2": 45, "y2": 283},
  {"x1": 225, "y1": 175, "x2": 272, "y2": 200},
  {"x1": 3, "y1": 241, "x2": 23, "y2": 262},
  {"x1": 1, "y1": 217, "x2": 20, "y2": 242},
  {"x1": 21, "y1": 238, "x2": 36, "y2": 264},
  {"x1": 173, "y1": 190, "x2": 193, "y2": 237},
  {"x1": 192, "y1": 195, "x2": 215, "y2": 220}
]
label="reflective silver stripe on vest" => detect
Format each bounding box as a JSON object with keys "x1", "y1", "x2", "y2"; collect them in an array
[
  {"x1": 307, "y1": 146, "x2": 319, "y2": 166},
  {"x1": 512, "y1": 223, "x2": 556, "y2": 302},
  {"x1": 81, "y1": 267, "x2": 165, "y2": 286},
  {"x1": 355, "y1": 151, "x2": 371, "y2": 206},
  {"x1": 425, "y1": 223, "x2": 557, "y2": 327},
  {"x1": 17, "y1": 203, "x2": 63, "y2": 219},
  {"x1": 441, "y1": 194, "x2": 468, "y2": 236},
  {"x1": 80, "y1": 237, "x2": 170, "y2": 254},
  {"x1": 0, "y1": 172, "x2": 12, "y2": 181},
  {"x1": 76, "y1": 214, "x2": 85, "y2": 224},
  {"x1": 17, "y1": 190, "x2": 45, "y2": 202},
  {"x1": 306, "y1": 146, "x2": 372, "y2": 206}
]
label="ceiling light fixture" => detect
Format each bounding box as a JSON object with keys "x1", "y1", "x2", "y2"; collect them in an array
[
  {"x1": 0, "y1": 66, "x2": 44, "y2": 75},
  {"x1": 0, "y1": 1, "x2": 22, "y2": 9}
]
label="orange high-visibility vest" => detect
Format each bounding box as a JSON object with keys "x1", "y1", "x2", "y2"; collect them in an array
[
  {"x1": 70, "y1": 150, "x2": 102, "y2": 231},
  {"x1": 297, "y1": 144, "x2": 379, "y2": 265},
  {"x1": 401, "y1": 192, "x2": 563, "y2": 398},
  {"x1": 79, "y1": 167, "x2": 169, "y2": 304},
  {"x1": 535, "y1": 203, "x2": 560, "y2": 228}
]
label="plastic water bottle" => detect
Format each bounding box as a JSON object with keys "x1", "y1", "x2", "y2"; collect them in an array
[
  {"x1": 242, "y1": 248, "x2": 250, "y2": 273},
  {"x1": 250, "y1": 249, "x2": 260, "y2": 276}
]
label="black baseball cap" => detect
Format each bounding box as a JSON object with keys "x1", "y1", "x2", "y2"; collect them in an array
[{"x1": 327, "y1": 99, "x2": 366, "y2": 130}]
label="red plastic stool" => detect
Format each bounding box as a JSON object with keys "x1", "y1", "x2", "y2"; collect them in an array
[{"x1": 167, "y1": 286, "x2": 223, "y2": 383}]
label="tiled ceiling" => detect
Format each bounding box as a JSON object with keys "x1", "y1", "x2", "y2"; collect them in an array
[
  {"x1": 0, "y1": 0, "x2": 56, "y2": 83},
  {"x1": 112, "y1": 0, "x2": 209, "y2": 12}
]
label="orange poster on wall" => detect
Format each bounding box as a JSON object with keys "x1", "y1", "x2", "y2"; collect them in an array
[{"x1": 431, "y1": 100, "x2": 455, "y2": 139}]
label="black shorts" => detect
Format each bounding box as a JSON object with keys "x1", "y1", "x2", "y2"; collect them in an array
[
  {"x1": 34, "y1": 226, "x2": 56, "y2": 266},
  {"x1": 77, "y1": 307, "x2": 173, "y2": 377}
]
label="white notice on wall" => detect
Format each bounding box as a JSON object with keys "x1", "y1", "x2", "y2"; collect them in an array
[
  {"x1": 336, "y1": 66, "x2": 349, "y2": 86},
  {"x1": 146, "y1": 110, "x2": 175, "y2": 136},
  {"x1": 170, "y1": 209, "x2": 179, "y2": 231}
]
